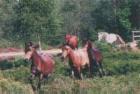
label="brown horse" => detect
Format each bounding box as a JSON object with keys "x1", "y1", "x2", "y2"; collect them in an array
[
  {"x1": 86, "y1": 41, "x2": 105, "y2": 77},
  {"x1": 61, "y1": 45, "x2": 90, "y2": 79},
  {"x1": 24, "y1": 42, "x2": 55, "y2": 90},
  {"x1": 65, "y1": 34, "x2": 78, "y2": 49}
]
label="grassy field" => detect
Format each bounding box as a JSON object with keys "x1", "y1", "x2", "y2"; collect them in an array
[{"x1": 0, "y1": 50, "x2": 140, "y2": 94}]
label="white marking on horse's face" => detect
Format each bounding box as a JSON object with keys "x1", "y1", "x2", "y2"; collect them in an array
[{"x1": 24, "y1": 47, "x2": 35, "y2": 60}]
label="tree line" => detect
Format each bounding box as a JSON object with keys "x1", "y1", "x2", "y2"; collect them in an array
[{"x1": 0, "y1": 0, "x2": 140, "y2": 46}]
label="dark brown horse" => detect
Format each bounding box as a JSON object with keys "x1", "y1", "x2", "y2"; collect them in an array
[
  {"x1": 24, "y1": 42, "x2": 55, "y2": 90},
  {"x1": 86, "y1": 40, "x2": 105, "y2": 77},
  {"x1": 65, "y1": 34, "x2": 78, "y2": 49}
]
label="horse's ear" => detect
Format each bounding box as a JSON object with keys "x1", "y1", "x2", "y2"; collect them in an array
[{"x1": 25, "y1": 41, "x2": 33, "y2": 47}]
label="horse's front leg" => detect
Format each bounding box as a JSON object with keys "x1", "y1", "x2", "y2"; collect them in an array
[
  {"x1": 77, "y1": 67, "x2": 83, "y2": 80},
  {"x1": 37, "y1": 73, "x2": 43, "y2": 89},
  {"x1": 28, "y1": 74, "x2": 36, "y2": 91},
  {"x1": 87, "y1": 63, "x2": 92, "y2": 78},
  {"x1": 96, "y1": 62, "x2": 103, "y2": 77},
  {"x1": 71, "y1": 69, "x2": 75, "y2": 79},
  {"x1": 99, "y1": 62, "x2": 105, "y2": 76},
  {"x1": 70, "y1": 66, "x2": 75, "y2": 79},
  {"x1": 80, "y1": 71, "x2": 83, "y2": 80}
]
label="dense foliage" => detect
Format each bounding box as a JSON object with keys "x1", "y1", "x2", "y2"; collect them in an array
[{"x1": 0, "y1": 0, "x2": 139, "y2": 47}]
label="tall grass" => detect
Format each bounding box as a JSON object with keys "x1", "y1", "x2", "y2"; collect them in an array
[
  {"x1": 0, "y1": 77, "x2": 34, "y2": 94},
  {"x1": 38, "y1": 73, "x2": 140, "y2": 94},
  {"x1": 0, "y1": 50, "x2": 140, "y2": 94}
]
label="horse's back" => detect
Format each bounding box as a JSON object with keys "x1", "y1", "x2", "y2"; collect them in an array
[{"x1": 106, "y1": 34, "x2": 117, "y2": 43}]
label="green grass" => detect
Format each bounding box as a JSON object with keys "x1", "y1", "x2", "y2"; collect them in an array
[
  {"x1": 0, "y1": 51, "x2": 140, "y2": 94},
  {"x1": 38, "y1": 73, "x2": 140, "y2": 94}
]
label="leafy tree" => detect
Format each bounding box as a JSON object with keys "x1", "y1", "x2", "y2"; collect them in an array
[
  {"x1": 0, "y1": 0, "x2": 16, "y2": 38},
  {"x1": 1, "y1": 0, "x2": 140, "y2": 47},
  {"x1": 12, "y1": 0, "x2": 62, "y2": 45},
  {"x1": 61, "y1": 0, "x2": 96, "y2": 42},
  {"x1": 130, "y1": 0, "x2": 140, "y2": 30},
  {"x1": 92, "y1": 0, "x2": 132, "y2": 41}
]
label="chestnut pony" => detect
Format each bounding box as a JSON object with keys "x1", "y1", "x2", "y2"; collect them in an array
[
  {"x1": 62, "y1": 44, "x2": 90, "y2": 79},
  {"x1": 86, "y1": 41, "x2": 105, "y2": 77},
  {"x1": 24, "y1": 42, "x2": 55, "y2": 90},
  {"x1": 65, "y1": 34, "x2": 78, "y2": 49}
]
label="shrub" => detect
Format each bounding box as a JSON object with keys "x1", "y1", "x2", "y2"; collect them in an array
[
  {"x1": 103, "y1": 59, "x2": 140, "y2": 75},
  {"x1": 94, "y1": 41, "x2": 113, "y2": 52},
  {"x1": 0, "y1": 59, "x2": 29, "y2": 70}
]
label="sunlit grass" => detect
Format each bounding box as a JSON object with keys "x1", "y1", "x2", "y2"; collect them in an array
[{"x1": 0, "y1": 51, "x2": 140, "y2": 94}]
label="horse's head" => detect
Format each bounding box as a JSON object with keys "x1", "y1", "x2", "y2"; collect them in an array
[
  {"x1": 65, "y1": 34, "x2": 71, "y2": 42},
  {"x1": 61, "y1": 45, "x2": 71, "y2": 59},
  {"x1": 24, "y1": 42, "x2": 39, "y2": 60},
  {"x1": 86, "y1": 40, "x2": 93, "y2": 49}
]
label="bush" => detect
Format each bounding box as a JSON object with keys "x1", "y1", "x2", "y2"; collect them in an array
[
  {"x1": 94, "y1": 41, "x2": 113, "y2": 52},
  {"x1": 0, "y1": 59, "x2": 30, "y2": 82},
  {"x1": 104, "y1": 51, "x2": 140, "y2": 60},
  {"x1": 103, "y1": 51, "x2": 140, "y2": 75},
  {"x1": 0, "y1": 59, "x2": 29, "y2": 70}
]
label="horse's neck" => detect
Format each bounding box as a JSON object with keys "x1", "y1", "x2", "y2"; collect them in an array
[
  {"x1": 69, "y1": 49, "x2": 82, "y2": 63},
  {"x1": 87, "y1": 48, "x2": 93, "y2": 60},
  {"x1": 68, "y1": 49, "x2": 76, "y2": 62},
  {"x1": 32, "y1": 51, "x2": 42, "y2": 65}
]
